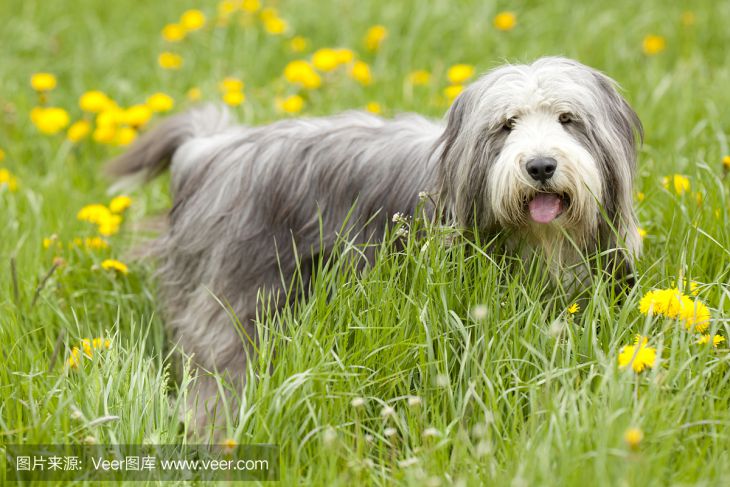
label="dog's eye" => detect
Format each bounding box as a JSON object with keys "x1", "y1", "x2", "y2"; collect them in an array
[
  {"x1": 503, "y1": 117, "x2": 517, "y2": 131},
  {"x1": 558, "y1": 112, "x2": 573, "y2": 124}
]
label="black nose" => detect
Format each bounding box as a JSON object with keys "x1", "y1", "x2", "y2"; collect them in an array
[{"x1": 526, "y1": 157, "x2": 557, "y2": 183}]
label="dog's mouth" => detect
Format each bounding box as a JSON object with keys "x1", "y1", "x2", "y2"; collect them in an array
[{"x1": 525, "y1": 192, "x2": 570, "y2": 224}]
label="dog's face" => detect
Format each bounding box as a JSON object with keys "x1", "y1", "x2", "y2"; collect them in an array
[{"x1": 439, "y1": 57, "x2": 642, "y2": 255}]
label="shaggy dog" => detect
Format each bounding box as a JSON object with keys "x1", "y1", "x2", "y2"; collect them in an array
[{"x1": 107, "y1": 56, "x2": 642, "y2": 432}]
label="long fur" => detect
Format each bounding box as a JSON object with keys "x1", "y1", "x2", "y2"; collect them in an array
[{"x1": 106, "y1": 56, "x2": 642, "y2": 433}]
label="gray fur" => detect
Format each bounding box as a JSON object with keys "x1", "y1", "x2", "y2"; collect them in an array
[{"x1": 106, "y1": 56, "x2": 642, "y2": 434}]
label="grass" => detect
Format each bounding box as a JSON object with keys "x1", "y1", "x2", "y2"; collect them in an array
[{"x1": 1, "y1": 0, "x2": 730, "y2": 485}]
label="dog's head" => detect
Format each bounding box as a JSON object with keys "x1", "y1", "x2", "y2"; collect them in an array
[{"x1": 438, "y1": 57, "x2": 643, "y2": 262}]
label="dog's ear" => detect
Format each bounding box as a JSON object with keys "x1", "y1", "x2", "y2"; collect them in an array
[{"x1": 588, "y1": 71, "x2": 643, "y2": 268}]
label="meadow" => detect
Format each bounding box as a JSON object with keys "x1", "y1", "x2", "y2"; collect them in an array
[{"x1": 1, "y1": 0, "x2": 730, "y2": 485}]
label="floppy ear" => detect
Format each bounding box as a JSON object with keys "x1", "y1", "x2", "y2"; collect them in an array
[
  {"x1": 589, "y1": 71, "x2": 643, "y2": 287},
  {"x1": 435, "y1": 85, "x2": 498, "y2": 231}
]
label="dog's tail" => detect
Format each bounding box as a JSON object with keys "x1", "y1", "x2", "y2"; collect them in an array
[{"x1": 105, "y1": 104, "x2": 232, "y2": 191}]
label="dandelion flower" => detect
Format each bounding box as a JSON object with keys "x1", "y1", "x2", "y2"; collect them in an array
[
  {"x1": 447, "y1": 64, "x2": 475, "y2": 84},
  {"x1": 79, "y1": 91, "x2": 113, "y2": 113},
  {"x1": 334, "y1": 48, "x2": 355, "y2": 65},
  {"x1": 67, "y1": 347, "x2": 81, "y2": 368},
  {"x1": 623, "y1": 427, "x2": 643, "y2": 450},
  {"x1": 0, "y1": 168, "x2": 19, "y2": 192},
  {"x1": 30, "y1": 72, "x2": 57, "y2": 91},
  {"x1": 567, "y1": 303, "x2": 580, "y2": 314},
  {"x1": 696, "y1": 334, "x2": 725, "y2": 347},
  {"x1": 350, "y1": 61, "x2": 373, "y2": 85},
  {"x1": 408, "y1": 70, "x2": 431, "y2": 86},
  {"x1": 493, "y1": 11, "x2": 517, "y2": 31},
  {"x1": 289, "y1": 36, "x2": 309, "y2": 53},
  {"x1": 93, "y1": 125, "x2": 117, "y2": 144},
  {"x1": 181, "y1": 9, "x2": 206, "y2": 31},
  {"x1": 223, "y1": 438, "x2": 238, "y2": 452},
  {"x1": 115, "y1": 126, "x2": 137, "y2": 146},
  {"x1": 366, "y1": 102, "x2": 381, "y2": 114},
  {"x1": 31, "y1": 107, "x2": 70, "y2": 135},
  {"x1": 263, "y1": 15, "x2": 287, "y2": 35},
  {"x1": 661, "y1": 174, "x2": 690, "y2": 195},
  {"x1": 222, "y1": 91, "x2": 245, "y2": 107},
  {"x1": 642, "y1": 35, "x2": 666, "y2": 55},
  {"x1": 162, "y1": 23, "x2": 186, "y2": 42},
  {"x1": 443, "y1": 85, "x2": 463, "y2": 102},
  {"x1": 220, "y1": 77, "x2": 245, "y2": 93},
  {"x1": 101, "y1": 259, "x2": 129, "y2": 274},
  {"x1": 67, "y1": 120, "x2": 91, "y2": 142},
  {"x1": 278, "y1": 94, "x2": 304, "y2": 114},
  {"x1": 677, "y1": 298, "x2": 710, "y2": 333},
  {"x1": 109, "y1": 195, "x2": 132, "y2": 214},
  {"x1": 636, "y1": 191, "x2": 645, "y2": 202},
  {"x1": 284, "y1": 60, "x2": 321, "y2": 89},
  {"x1": 364, "y1": 25, "x2": 388, "y2": 51},
  {"x1": 147, "y1": 92, "x2": 175, "y2": 112},
  {"x1": 637, "y1": 227, "x2": 647, "y2": 239},
  {"x1": 312, "y1": 48, "x2": 340, "y2": 72},
  {"x1": 242, "y1": 0, "x2": 261, "y2": 13},
  {"x1": 722, "y1": 156, "x2": 730, "y2": 171},
  {"x1": 618, "y1": 335, "x2": 657, "y2": 373},
  {"x1": 158, "y1": 52, "x2": 183, "y2": 70},
  {"x1": 97, "y1": 214, "x2": 122, "y2": 236}
]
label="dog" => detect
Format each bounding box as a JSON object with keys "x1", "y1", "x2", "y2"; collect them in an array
[{"x1": 107, "y1": 56, "x2": 642, "y2": 433}]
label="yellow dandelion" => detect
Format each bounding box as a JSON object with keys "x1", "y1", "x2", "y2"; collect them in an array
[
  {"x1": 408, "y1": 70, "x2": 431, "y2": 86},
  {"x1": 618, "y1": 335, "x2": 657, "y2": 373},
  {"x1": 447, "y1": 64, "x2": 475, "y2": 84},
  {"x1": 364, "y1": 25, "x2": 388, "y2": 51},
  {"x1": 0, "y1": 168, "x2": 19, "y2": 192},
  {"x1": 67, "y1": 347, "x2": 81, "y2": 369},
  {"x1": 636, "y1": 191, "x2": 645, "y2": 202},
  {"x1": 223, "y1": 438, "x2": 238, "y2": 452},
  {"x1": 642, "y1": 35, "x2": 666, "y2": 55},
  {"x1": 77, "y1": 203, "x2": 112, "y2": 224},
  {"x1": 444, "y1": 85, "x2": 463, "y2": 102},
  {"x1": 722, "y1": 156, "x2": 730, "y2": 171},
  {"x1": 158, "y1": 52, "x2": 183, "y2": 70},
  {"x1": 147, "y1": 93, "x2": 175, "y2": 112},
  {"x1": 123, "y1": 104, "x2": 153, "y2": 128},
  {"x1": 284, "y1": 60, "x2": 322, "y2": 89},
  {"x1": 350, "y1": 61, "x2": 373, "y2": 85},
  {"x1": 366, "y1": 102, "x2": 382, "y2": 114},
  {"x1": 290, "y1": 36, "x2": 309, "y2": 53},
  {"x1": 187, "y1": 87, "x2": 202, "y2": 101},
  {"x1": 97, "y1": 214, "x2": 122, "y2": 236},
  {"x1": 181, "y1": 9, "x2": 206, "y2": 31},
  {"x1": 567, "y1": 303, "x2": 580, "y2": 314},
  {"x1": 31, "y1": 107, "x2": 70, "y2": 135},
  {"x1": 67, "y1": 120, "x2": 91, "y2": 142},
  {"x1": 101, "y1": 259, "x2": 128, "y2": 274},
  {"x1": 623, "y1": 427, "x2": 643, "y2": 450},
  {"x1": 263, "y1": 15, "x2": 287, "y2": 35},
  {"x1": 662, "y1": 174, "x2": 690, "y2": 195},
  {"x1": 242, "y1": 0, "x2": 260, "y2": 13},
  {"x1": 30, "y1": 72, "x2": 57, "y2": 92},
  {"x1": 83, "y1": 236, "x2": 109, "y2": 250},
  {"x1": 638, "y1": 227, "x2": 647, "y2": 239},
  {"x1": 696, "y1": 334, "x2": 725, "y2": 347},
  {"x1": 278, "y1": 94, "x2": 304, "y2": 114},
  {"x1": 677, "y1": 298, "x2": 710, "y2": 333},
  {"x1": 334, "y1": 48, "x2": 355, "y2": 65},
  {"x1": 312, "y1": 48, "x2": 340, "y2": 72},
  {"x1": 220, "y1": 77, "x2": 245, "y2": 93},
  {"x1": 109, "y1": 195, "x2": 132, "y2": 214},
  {"x1": 222, "y1": 91, "x2": 245, "y2": 107},
  {"x1": 162, "y1": 23, "x2": 186, "y2": 42},
  {"x1": 93, "y1": 125, "x2": 117, "y2": 144},
  {"x1": 115, "y1": 127, "x2": 137, "y2": 146},
  {"x1": 79, "y1": 90, "x2": 113, "y2": 113},
  {"x1": 493, "y1": 11, "x2": 517, "y2": 31}
]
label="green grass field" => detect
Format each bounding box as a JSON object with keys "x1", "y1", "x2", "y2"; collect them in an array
[{"x1": 2, "y1": 0, "x2": 730, "y2": 485}]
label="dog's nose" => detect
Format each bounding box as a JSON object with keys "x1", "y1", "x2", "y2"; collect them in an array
[{"x1": 526, "y1": 157, "x2": 557, "y2": 183}]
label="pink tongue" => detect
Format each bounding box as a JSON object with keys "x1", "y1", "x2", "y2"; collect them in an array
[{"x1": 528, "y1": 193, "x2": 562, "y2": 223}]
